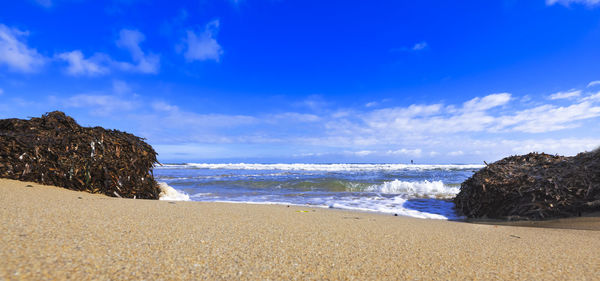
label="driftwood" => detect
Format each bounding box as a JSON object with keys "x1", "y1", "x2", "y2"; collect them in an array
[
  {"x1": 454, "y1": 149, "x2": 600, "y2": 220},
  {"x1": 0, "y1": 111, "x2": 160, "y2": 199}
]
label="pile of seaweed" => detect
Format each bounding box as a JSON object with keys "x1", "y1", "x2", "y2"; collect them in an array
[
  {"x1": 454, "y1": 150, "x2": 600, "y2": 220},
  {"x1": 0, "y1": 111, "x2": 160, "y2": 199}
]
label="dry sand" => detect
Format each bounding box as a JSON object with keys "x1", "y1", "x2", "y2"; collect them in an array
[{"x1": 1, "y1": 178, "x2": 599, "y2": 280}]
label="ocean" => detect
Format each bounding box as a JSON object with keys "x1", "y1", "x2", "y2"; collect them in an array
[{"x1": 154, "y1": 163, "x2": 484, "y2": 220}]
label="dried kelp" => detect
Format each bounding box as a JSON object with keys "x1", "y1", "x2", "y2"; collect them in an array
[
  {"x1": 0, "y1": 111, "x2": 160, "y2": 199},
  {"x1": 454, "y1": 150, "x2": 600, "y2": 220}
]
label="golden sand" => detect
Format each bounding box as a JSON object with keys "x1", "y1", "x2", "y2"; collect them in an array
[{"x1": 1, "y1": 178, "x2": 599, "y2": 280}]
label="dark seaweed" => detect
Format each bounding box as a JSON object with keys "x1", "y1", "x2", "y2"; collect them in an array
[
  {"x1": 454, "y1": 150, "x2": 600, "y2": 220},
  {"x1": 0, "y1": 111, "x2": 160, "y2": 199}
]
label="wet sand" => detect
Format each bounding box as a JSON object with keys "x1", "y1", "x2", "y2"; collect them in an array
[
  {"x1": 468, "y1": 213, "x2": 600, "y2": 231},
  {"x1": 1, "y1": 178, "x2": 599, "y2": 280}
]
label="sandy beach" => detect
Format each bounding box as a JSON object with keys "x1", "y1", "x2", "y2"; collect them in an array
[{"x1": 1, "y1": 179, "x2": 599, "y2": 280}]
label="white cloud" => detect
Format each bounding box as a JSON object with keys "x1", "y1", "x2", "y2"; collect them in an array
[
  {"x1": 587, "y1": 80, "x2": 600, "y2": 88},
  {"x1": 386, "y1": 148, "x2": 422, "y2": 157},
  {"x1": 504, "y1": 138, "x2": 600, "y2": 155},
  {"x1": 115, "y1": 29, "x2": 160, "y2": 73},
  {"x1": 497, "y1": 102, "x2": 600, "y2": 133},
  {"x1": 147, "y1": 101, "x2": 256, "y2": 129},
  {"x1": 391, "y1": 42, "x2": 429, "y2": 53},
  {"x1": 463, "y1": 93, "x2": 511, "y2": 111},
  {"x1": 549, "y1": 89, "x2": 581, "y2": 100},
  {"x1": 55, "y1": 29, "x2": 159, "y2": 76},
  {"x1": 318, "y1": 89, "x2": 600, "y2": 152},
  {"x1": 356, "y1": 93, "x2": 510, "y2": 138},
  {"x1": 64, "y1": 94, "x2": 138, "y2": 116},
  {"x1": 580, "y1": 91, "x2": 600, "y2": 102},
  {"x1": 448, "y1": 150, "x2": 464, "y2": 156},
  {"x1": 182, "y1": 20, "x2": 223, "y2": 62},
  {"x1": 546, "y1": 0, "x2": 600, "y2": 6},
  {"x1": 56, "y1": 50, "x2": 109, "y2": 76},
  {"x1": 152, "y1": 101, "x2": 179, "y2": 112},
  {"x1": 412, "y1": 41, "x2": 428, "y2": 51},
  {"x1": 354, "y1": 150, "x2": 375, "y2": 156},
  {"x1": 270, "y1": 112, "x2": 321, "y2": 123},
  {"x1": 0, "y1": 24, "x2": 45, "y2": 72},
  {"x1": 365, "y1": 101, "x2": 378, "y2": 108}
]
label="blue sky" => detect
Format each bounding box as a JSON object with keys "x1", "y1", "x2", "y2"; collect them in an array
[{"x1": 1, "y1": 0, "x2": 600, "y2": 163}]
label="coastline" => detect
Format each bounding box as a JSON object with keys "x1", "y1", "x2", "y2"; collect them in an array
[
  {"x1": 466, "y1": 213, "x2": 600, "y2": 231},
  {"x1": 1, "y1": 178, "x2": 599, "y2": 280}
]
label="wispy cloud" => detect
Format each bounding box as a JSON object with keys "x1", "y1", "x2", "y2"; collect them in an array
[
  {"x1": 0, "y1": 24, "x2": 45, "y2": 72},
  {"x1": 546, "y1": 0, "x2": 600, "y2": 6},
  {"x1": 352, "y1": 150, "x2": 375, "y2": 156},
  {"x1": 588, "y1": 80, "x2": 600, "y2": 87},
  {"x1": 549, "y1": 89, "x2": 581, "y2": 100},
  {"x1": 412, "y1": 41, "x2": 428, "y2": 51},
  {"x1": 181, "y1": 20, "x2": 223, "y2": 62},
  {"x1": 269, "y1": 112, "x2": 321, "y2": 123},
  {"x1": 580, "y1": 91, "x2": 600, "y2": 102},
  {"x1": 496, "y1": 101, "x2": 600, "y2": 133},
  {"x1": 63, "y1": 94, "x2": 138, "y2": 116},
  {"x1": 296, "y1": 95, "x2": 330, "y2": 111},
  {"x1": 56, "y1": 50, "x2": 110, "y2": 76},
  {"x1": 391, "y1": 41, "x2": 429, "y2": 53},
  {"x1": 387, "y1": 148, "x2": 423, "y2": 157},
  {"x1": 463, "y1": 92, "x2": 511, "y2": 111},
  {"x1": 149, "y1": 100, "x2": 256, "y2": 129},
  {"x1": 115, "y1": 29, "x2": 160, "y2": 73},
  {"x1": 448, "y1": 150, "x2": 464, "y2": 156},
  {"x1": 56, "y1": 28, "x2": 159, "y2": 76}
]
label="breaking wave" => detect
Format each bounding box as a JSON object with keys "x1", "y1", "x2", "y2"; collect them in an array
[
  {"x1": 158, "y1": 182, "x2": 191, "y2": 201},
  {"x1": 366, "y1": 180, "x2": 459, "y2": 199}
]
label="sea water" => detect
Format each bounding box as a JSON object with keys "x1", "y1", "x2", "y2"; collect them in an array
[{"x1": 154, "y1": 163, "x2": 483, "y2": 220}]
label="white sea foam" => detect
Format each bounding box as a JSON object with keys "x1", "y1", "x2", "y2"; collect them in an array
[
  {"x1": 191, "y1": 196, "x2": 452, "y2": 220},
  {"x1": 328, "y1": 199, "x2": 449, "y2": 219},
  {"x1": 158, "y1": 182, "x2": 191, "y2": 201},
  {"x1": 366, "y1": 180, "x2": 459, "y2": 199},
  {"x1": 157, "y1": 163, "x2": 484, "y2": 171},
  {"x1": 190, "y1": 192, "x2": 214, "y2": 198}
]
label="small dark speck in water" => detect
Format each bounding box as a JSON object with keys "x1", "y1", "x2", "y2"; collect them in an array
[{"x1": 394, "y1": 214, "x2": 398, "y2": 216}]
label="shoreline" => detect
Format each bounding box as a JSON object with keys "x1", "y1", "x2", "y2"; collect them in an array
[
  {"x1": 163, "y1": 181, "x2": 600, "y2": 231},
  {"x1": 2, "y1": 178, "x2": 599, "y2": 279},
  {"x1": 465, "y1": 213, "x2": 600, "y2": 231}
]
